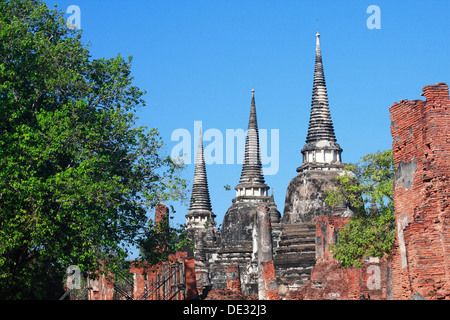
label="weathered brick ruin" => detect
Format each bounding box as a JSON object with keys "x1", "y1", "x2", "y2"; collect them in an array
[
  {"x1": 86, "y1": 206, "x2": 199, "y2": 301},
  {"x1": 83, "y1": 32, "x2": 449, "y2": 300},
  {"x1": 389, "y1": 82, "x2": 450, "y2": 300},
  {"x1": 298, "y1": 216, "x2": 392, "y2": 300}
]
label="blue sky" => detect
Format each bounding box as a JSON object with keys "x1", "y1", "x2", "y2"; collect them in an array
[{"x1": 45, "y1": 0, "x2": 449, "y2": 256}]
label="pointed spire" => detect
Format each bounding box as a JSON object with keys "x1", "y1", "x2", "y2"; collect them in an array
[
  {"x1": 239, "y1": 89, "x2": 266, "y2": 185},
  {"x1": 305, "y1": 31, "x2": 337, "y2": 144},
  {"x1": 187, "y1": 128, "x2": 214, "y2": 215},
  {"x1": 300, "y1": 31, "x2": 343, "y2": 170}
]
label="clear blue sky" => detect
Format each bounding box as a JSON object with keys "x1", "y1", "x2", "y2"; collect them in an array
[{"x1": 46, "y1": 0, "x2": 449, "y2": 256}]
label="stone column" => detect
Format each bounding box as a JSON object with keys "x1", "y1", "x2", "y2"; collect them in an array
[{"x1": 256, "y1": 205, "x2": 275, "y2": 299}]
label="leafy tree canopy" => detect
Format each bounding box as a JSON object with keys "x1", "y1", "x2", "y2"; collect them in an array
[
  {"x1": 0, "y1": 0, "x2": 187, "y2": 299},
  {"x1": 325, "y1": 150, "x2": 395, "y2": 268}
]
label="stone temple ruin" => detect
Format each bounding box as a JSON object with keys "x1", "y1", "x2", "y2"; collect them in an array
[
  {"x1": 184, "y1": 31, "x2": 356, "y2": 299},
  {"x1": 181, "y1": 31, "x2": 449, "y2": 300},
  {"x1": 84, "y1": 32, "x2": 449, "y2": 300}
]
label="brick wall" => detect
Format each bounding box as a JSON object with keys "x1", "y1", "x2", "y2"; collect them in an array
[
  {"x1": 184, "y1": 257, "x2": 199, "y2": 300},
  {"x1": 315, "y1": 216, "x2": 350, "y2": 263},
  {"x1": 261, "y1": 261, "x2": 280, "y2": 300},
  {"x1": 389, "y1": 82, "x2": 450, "y2": 300},
  {"x1": 129, "y1": 251, "x2": 198, "y2": 300},
  {"x1": 86, "y1": 203, "x2": 199, "y2": 300},
  {"x1": 225, "y1": 265, "x2": 242, "y2": 295},
  {"x1": 299, "y1": 216, "x2": 392, "y2": 300},
  {"x1": 87, "y1": 272, "x2": 114, "y2": 300}
]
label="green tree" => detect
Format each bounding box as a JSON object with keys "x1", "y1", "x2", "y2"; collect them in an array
[
  {"x1": 0, "y1": 0, "x2": 187, "y2": 299},
  {"x1": 325, "y1": 150, "x2": 395, "y2": 268}
]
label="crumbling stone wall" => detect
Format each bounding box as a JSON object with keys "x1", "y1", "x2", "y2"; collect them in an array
[{"x1": 389, "y1": 82, "x2": 450, "y2": 300}]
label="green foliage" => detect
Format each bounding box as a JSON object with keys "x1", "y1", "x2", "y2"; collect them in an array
[
  {"x1": 325, "y1": 150, "x2": 396, "y2": 268},
  {"x1": 0, "y1": 0, "x2": 187, "y2": 299}
]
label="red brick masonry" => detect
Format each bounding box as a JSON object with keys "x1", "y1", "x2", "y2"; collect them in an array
[
  {"x1": 389, "y1": 82, "x2": 449, "y2": 299},
  {"x1": 298, "y1": 216, "x2": 391, "y2": 300},
  {"x1": 261, "y1": 261, "x2": 280, "y2": 300},
  {"x1": 225, "y1": 265, "x2": 242, "y2": 295}
]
